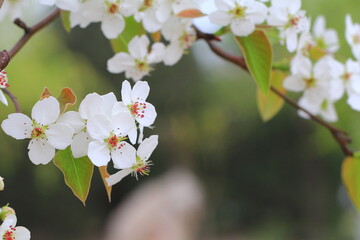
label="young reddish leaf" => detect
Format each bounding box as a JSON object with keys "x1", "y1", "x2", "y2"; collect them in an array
[
  {"x1": 99, "y1": 166, "x2": 112, "y2": 202},
  {"x1": 60, "y1": 10, "x2": 71, "y2": 33},
  {"x1": 54, "y1": 148, "x2": 94, "y2": 205},
  {"x1": 40, "y1": 87, "x2": 52, "y2": 100},
  {"x1": 177, "y1": 9, "x2": 205, "y2": 18},
  {"x1": 110, "y1": 16, "x2": 145, "y2": 53},
  {"x1": 257, "y1": 70, "x2": 286, "y2": 122},
  {"x1": 235, "y1": 30, "x2": 273, "y2": 93},
  {"x1": 58, "y1": 88, "x2": 76, "y2": 113}
]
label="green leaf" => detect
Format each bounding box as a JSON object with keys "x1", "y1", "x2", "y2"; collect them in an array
[
  {"x1": 60, "y1": 11, "x2": 71, "y2": 33},
  {"x1": 342, "y1": 155, "x2": 360, "y2": 210},
  {"x1": 235, "y1": 30, "x2": 273, "y2": 93},
  {"x1": 110, "y1": 16, "x2": 145, "y2": 53},
  {"x1": 257, "y1": 70, "x2": 286, "y2": 122},
  {"x1": 54, "y1": 148, "x2": 94, "y2": 205}
]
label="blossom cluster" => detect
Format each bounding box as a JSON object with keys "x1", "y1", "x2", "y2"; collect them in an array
[{"x1": 1, "y1": 80, "x2": 158, "y2": 185}]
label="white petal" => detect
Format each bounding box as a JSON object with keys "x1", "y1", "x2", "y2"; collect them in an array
[
  {"x1": 14, "y1": 226, "x2": 31, "y2": 240},
  {"x1": 132, "y1": 81, "x2": 150, "y2": 102},
  {"x1": 111, "y1": 141, "x2": 137, "y2": 169},
  {"x1": 101, "y1": 92, "x2": 118, "y2": 115},
  {"x1": 0, "y1": 91, "x2": 8, "y2": 106},
  {"x1": 101, "y1": 14, "x2": 125, "y2": 39},
  {"x1": 111, "y1": 111, "x2": 136, "y2": 136},
  {"x1": 209, "y1": 11, "x2": 231, "y2": 26},
  {"x1": 121, "y1": 80, "x2": 132, "y2": 106},
  {"x1": 106, "y1": 169, "x2": 133, "y2": 186},
  {"x1": 1, "y1": 113, "x2": 32, "y2": 139},
  {"x1": 286, "y1": 29, "x2": 298, "y2": 52},
  {"x1": 56, "y1": 0, "x2": 80, "y2": 11},
  {"x1": 128, "y1": 35, "x2": 149, "y2": 60},
  {"x1": 348, "y1": 94, "x2": 360, "y2": 111},
  {"x1": 136, "y1": 102, "x2": 157, "y2": 126},
  {"x1": 28, "y1": 139, "x2": 55, "y2": 165},
  {"x1": 231, "y1": 19, "x2": 255, "y2": 36},
  {"x1": 87, "y1": 115, "x2": 113, "y2": 140},
  {"x1": 163, "y1": 43, "x2": 184, "y2": 66},
  {"x1": 283, "y1": 75, "x2": 305, "y2": 92},
  {"x1": 31, "y1": 96, "x2": 60, "y2": 125},
  {"x1": 88, "y1": 140, "x2": 110, "y2": 166},
  {"x1": 137, "y1": 135, "x2": 158, "y2": 161},
  {"x1": 107, "y1": 53, "x2": 135, "y2": 74},
  {"x1": 57, "y1": 111, "x2": 85, "y2": 133},
  {"x1": 71, "y1": 131, "x2": 92, "y2": 158},
  {"x1": 46, "y1": 123, "x2": 74, "y2": 150},
  {"x1": 148, "y1": 42, "x2": 166, "y2": 63},
  {"x1": 127, "y1": 126, "x2": 138, "y2": 145},
  {"x1": 78, "y1": 93, "x2": 103, "y2": 120}
]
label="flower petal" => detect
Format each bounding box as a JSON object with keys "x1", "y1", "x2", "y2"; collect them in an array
[
  {"x1": 106, "y1": 169, "x2": 133, "y2": 186},
  {"x1": 87, "y1": 114, "x2": 113, "y2": 140},
  {"x1": 111, "y1": 141, "x2": 136, "y2": 169},
  {"x1": 46, "y1": 123, "x2": 74, "y2": 150},
  {"x1": 32, "y1": 96, "x2": 60, "y2": 125},
  {"x1": 137, "y1": 135, "x2": 158, "y2": 161},
  {"x1": 132, "y1": 81, "x2": 150, "y2": 102},
  {"x1": 1, "y1": 113, "x2": 32, "y2": 139},
  {"x1": 79, "y1": 93, "x2": 103, "y2": 120},
  {"x1": 121, "y1": 80, "x2": 132, "y2": 106},
  {"x1": 136, "y1": 102, "x2": 157, "y2": 126},
  {"x1": 57, "y1": 111, "x2": 85, "y2": 133},
  {"x1": 14, "y1": 226, "x2": 31, "y2": 240},
  {"x1": 28, "y1": 139, "x2": 55, "y2": 165},
  {"x1": 88, "y1": 140, "x2": 110, "y2": 166},
  {"x1": 71, "y1": 131, "x2": 92, "y2": 158}
]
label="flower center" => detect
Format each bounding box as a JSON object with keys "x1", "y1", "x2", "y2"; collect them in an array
[
  {"x1": 0, "y1": 71, "x2": 9, "y2": 89},
  {"x1": 290, "y1": 16, "x2": 300, "y2": 26},
  {"x1": 305, "y1": 77, "x2": 316, "y2": 88},
  {"x1": 342, "y1": 72, "x2": 352, "y2": 81},
  {"x1": 131, "y1": 158, "x2": 151, "y2": 177},
  {"x1": 30, "y1": 122, "x2": 48, "y2": 139},
  {"x1": 180, "y1": 32, "x2": 196, "y2": 49},
  {"x1": 128, "y1": 101, "x2": 146, "y2": 119},
  {"x1": 2, "y1": 226, "x2": 16, "y2": 240},
  {"x1": 231, "y1": 5, "x2": 246, "y2": 18},
  {"x1": 135, "y1": 59, "x2": 151, "y2": 72},
  {"x1": 107, "y1": 3, "x2": 119, "y2": 14},
  {"x1": 353, "y1": 35, "x2": 360, "y2": 44},
  {"x1": 105, "y1": 133, "x2": 126, "y2": 149}
]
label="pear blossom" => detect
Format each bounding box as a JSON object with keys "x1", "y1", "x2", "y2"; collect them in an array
[
  {"x1": 113, "y1": 80, "x2": 157, "y2": 144},
  {"x1": 267, "y1": 0, "x2": 309, "y2": 52},
  {"x1": 312, "y1": 16, "x2": 339, "y2": 54},
  {"x1": 170, "y1": 0, "x2": 204, "y2": 14},
  {"x1": 1, "y1": 97, "x2": 74, "y2": 165},
  {"x1": 0, "y1": 71, "x2": 9, "y2": 106},
  {"x1": 0, "y1": 215, "x2": 30, "y2": 240},
  {"x1": 106, "y1": 135, "x2": 158, "y2": 186},
  {"x1": 107, "y1": 35, "x2": 165, "y2": 81},
  {"x1": 345, "y1": 14, "x2": 360, "y2": 60},
  {"x1": 161, "y1": 16, "x2": 197, "y2": 65},
  {"x1": 39, "y1": 0, "x2": 80, "y2": 11},
  {"x1": 86, "y1": 111, "x2": 136, "y2": 167},
  {"x1": 57, "y1": 92, "x2": 119, "y2": 158},
  {"x1": 209, "y1": 0, "x2": 267, "y2": 36},
  {"x1": 284, "y1": 56, "x2": 344, "y2": 121},
  {"x1": 70, "y1": 0, "x2": 133, "y2": 39}
]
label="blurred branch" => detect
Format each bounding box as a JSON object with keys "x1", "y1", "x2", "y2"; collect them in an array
[
  {"x1": 0, "y1": 0, "x2": 3, "y2": 9},
  {"x1": 196, "y1": 29, "x2": 353, "y2": 157},
  {"x1": 3, "y1": 88, "x2": 21, "y2": 113},
  {"x1": 0, "y1": 8, "x2": 61, "y2": 71}
]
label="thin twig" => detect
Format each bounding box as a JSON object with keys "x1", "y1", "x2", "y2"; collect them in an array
[
  {"x1": 2, "y1": 89, "x2": 21, "y2": 113},
  {"x1": 0, "y1": 8, "x2": 61, "y2": 112},
  {"x1": 197, "y1": 31, "x2": 353, "y2": 156}
]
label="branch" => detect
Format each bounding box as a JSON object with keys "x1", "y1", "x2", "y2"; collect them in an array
[
  {"x1": 197, "y1": 31, "x2": 353, "y2": 156},
  {"x1": 0, "y1": 8, "x2": 61, "y2": 71},
  {"x1": 0, "y1": 8, "x2": 61, "y2": 113},
  {"x1": 3, "y1": 89, "x2": 21, "y2": 113}
]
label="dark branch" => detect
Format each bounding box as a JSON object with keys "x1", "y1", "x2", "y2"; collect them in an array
[
  {"x1": 197, "y1": 31, "x2": 353, "y2": 156},
  {"x1": 3, "y1": 89, "x2": 21, "y2": 113}
]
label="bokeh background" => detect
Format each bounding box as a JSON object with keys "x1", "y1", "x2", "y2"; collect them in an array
[{"x1": 1, "y1": 0, "x2": 360, "y2": 239}]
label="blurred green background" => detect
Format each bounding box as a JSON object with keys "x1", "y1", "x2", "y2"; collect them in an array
[{"x1": 1, "y1": 0, "x2": 360, "y2": 239}]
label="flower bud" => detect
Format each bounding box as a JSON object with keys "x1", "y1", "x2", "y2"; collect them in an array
[
  {"x1": 0, "y1": 205, "x2": 15, "y2": 221},
  {"x1": 0, "y1": 177, "x2": 4, "y2": 191}
]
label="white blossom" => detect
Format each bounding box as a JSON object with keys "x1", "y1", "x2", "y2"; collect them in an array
[
  {"x1": 0, "y1": 0, "x2": 28, "y2": 21},
  {"x1": 267, "y1": 0, "x2": 309, "y2": 52},
  {"x1": 0, "y1": 215, "x2": 30, "y2": 240},
  {"x1": 0, "y1": 177, "x2": 3, "y2": 191},
  {"x1": 106, "y1": 135, "x2": 158, "y2": 186},
  {"x1": 1, "y1": 97, "x2": 74, "y2": 165},
  {"x1": 345, "y1": 14, "x2": 360, "y2": 61},
  {"x1": 209, "y1": 0, "x2": 267, "y2": 36},
  {"x1": 39, "y1": 0, "x2": 80, "y2": 11},
  {"x1": 107, "y1": 35, "x2": 165, "y2": 81}
]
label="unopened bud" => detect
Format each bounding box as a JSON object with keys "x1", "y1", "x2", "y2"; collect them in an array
[
  {"x1": 0, "y1": 177, "x2": 3, "y2": 191},
  {"x1": 0, "y1": 205, "x2": 15, "y2": 221}
]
